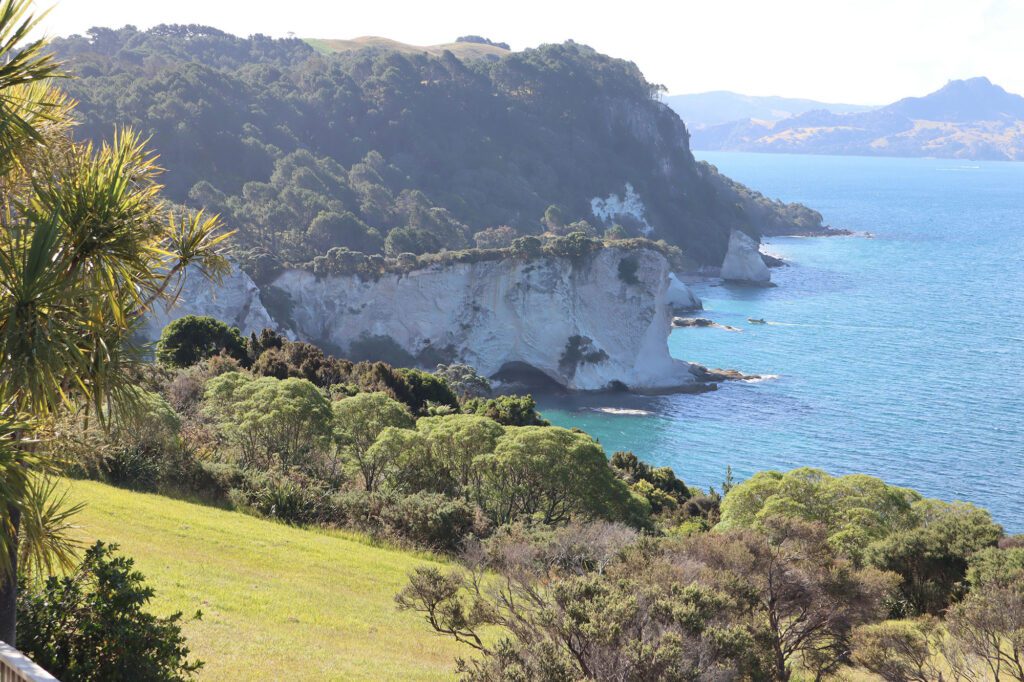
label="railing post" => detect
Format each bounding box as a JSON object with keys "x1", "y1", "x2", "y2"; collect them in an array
[{"x1": 0, "y1": 642, "x2": 59, "y2": 682}]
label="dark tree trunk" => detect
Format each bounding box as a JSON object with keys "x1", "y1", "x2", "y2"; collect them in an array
[{"x1": 0, "y1": 504, "x2": 19, "y2": 644}]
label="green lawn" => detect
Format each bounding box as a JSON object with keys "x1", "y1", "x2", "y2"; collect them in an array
[{"x1": 65, "y1": 480, "x2": 464, "y2": 680}]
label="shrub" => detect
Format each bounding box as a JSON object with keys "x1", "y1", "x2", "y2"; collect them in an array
[
  {"x1": 461, "y1": 394, "x2": 548, "y2": 426},
  {"x1": 329, "y1": 490, "x2": 482, "y2": 550},
  {"x1": 18, "y1": 542, "x2": 202, "y2": 681},
  {"x1": 203, "y1": 372, "x2": 334, "y2": 469},
  {"x1": 156, "y1": 315, "x2": 248, "y2": 368},
  {"x1": 434, "y1": 363, "x2": 491, "y2": 399},
  {"x1": 229, "y1": 468, "x2": 331, "y2": 524}
]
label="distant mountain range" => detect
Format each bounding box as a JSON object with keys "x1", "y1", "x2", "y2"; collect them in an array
[
  {"x1": 663, "y1": 91, "x2": 874, "y2": 129},
  {"x1": 688, "y1": 78, "x2": 1024, "y2": 161}
]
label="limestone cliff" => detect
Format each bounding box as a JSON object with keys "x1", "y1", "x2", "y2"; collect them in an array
[
  {"x1": 138, "y1": 264, "x2": 279, "y2": 342},
  {"x1": 143, "y1": 247, "x2": 698, "y2": 392}
]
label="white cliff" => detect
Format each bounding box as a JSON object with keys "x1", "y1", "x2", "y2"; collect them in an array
[
  {"x1": 720, "y1": 229, "x2": 771, "y2": 284},
  {"x1": 138, "y1": 263, "x2": 279, "y2": 341},
  {"x1": 268, "y1": 246, "x2": 696, "y2": 391},
  {"x1": 666, "y1": 273, "x2": 702, "y2": 312}
]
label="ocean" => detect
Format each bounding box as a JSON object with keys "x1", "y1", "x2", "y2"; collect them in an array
[{"x1": 538, "y1": 152, "x2": 1024, "y2": 532}]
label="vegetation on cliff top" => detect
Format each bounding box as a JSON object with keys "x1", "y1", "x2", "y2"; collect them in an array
[{"x1": 50, "y1": 25, "x2": 826, "y2": 272}]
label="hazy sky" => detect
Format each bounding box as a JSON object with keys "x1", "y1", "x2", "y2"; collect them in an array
[{"x1": 42, "y1": 0, "x2": 1024, "y2": 104}]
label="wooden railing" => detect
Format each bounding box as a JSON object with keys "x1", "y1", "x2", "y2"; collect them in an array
[{"x1": 0, "y1": 642, "x2": 58, "y2": 682}]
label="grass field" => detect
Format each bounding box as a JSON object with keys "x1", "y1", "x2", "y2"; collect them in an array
[
  {"x1": 66, "y1": 480, "x2": 464, "y2": 681},
  {"x1": 304, "y1": 36, "x2": 509, "y2": 60}
]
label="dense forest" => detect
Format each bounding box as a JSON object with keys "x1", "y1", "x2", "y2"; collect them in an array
[{"x1": 50, "y1": 25, "x2": 825, "y2": 270}]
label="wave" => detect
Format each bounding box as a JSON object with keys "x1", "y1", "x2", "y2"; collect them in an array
[{"x1": 590, "y1": 407, "x2": 653, "y2": 416}]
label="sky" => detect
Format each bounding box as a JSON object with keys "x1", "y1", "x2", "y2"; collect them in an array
[{"x1": 40, "y1": 0, "x2": 1024, "y2": 104}]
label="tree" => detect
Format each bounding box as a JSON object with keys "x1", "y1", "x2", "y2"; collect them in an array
[
  {"x1": 0, "y1": 0, "x2": 231, "y2": 641},
  {"x1": 17, "y1": 541, "x2": 202, "y2": 681},
  {"x1": 332, "y1": 392, "x2": 414, "y2": 491},
  {"x1": 397, "y1": 522, "x2": 755, "y2": 681},
  {"x1": 415, "y1": 414, "x2": 504, "y2": 494},
  {"x1": 156, "y1": 315, "x2": 248, "y2": 368},
  {"x1": 542, "y1": 204, "x2": 564, "y2": 231},
  {"x1": 394, "y1": 367, "x2": 458, "y2": 414},
  {"x1": 681, "y1": 518, "x2": 898, "y2": 681},
  {"x1": 864, "y1": 500, "x2": 1002, "y2": 615},
  {"x1": 718, "y1": 468, "x2": 922, "y2": 563},
  {"x1": 202, "y1": 373, "x2": 333, "y2": 469},
  {"x1": 852, "y1": 619, "x2": 943, "y2": 682},
  {"x1": 433, "y1": 363, "x2": 491, "y2": 399},
  {"x1": 461, "y1": 394, "x2": 548, "y2": 426},
  {"x1": 362, "y1": 426, "x2": 432, "y2": 494},
  {"x1": 472, "y1": 426, "x2": 644, "y2": 526},
  {"x1": 942, "y1": 546, "x2": 1024, "y2": 681}
]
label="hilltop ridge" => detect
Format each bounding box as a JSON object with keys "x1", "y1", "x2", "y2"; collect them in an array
[{"x1": 692, "y1": 77, "x2": 1024, "y2": 160}]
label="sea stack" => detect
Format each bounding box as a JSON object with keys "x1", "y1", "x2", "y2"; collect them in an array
[{"x1": 720, "y1": 229, "x2": 771, "y2": 284}]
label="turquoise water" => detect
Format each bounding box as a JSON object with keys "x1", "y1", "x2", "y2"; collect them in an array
[{"x1": 539, "y1": 152, "x2": 1024, "y2": 532}]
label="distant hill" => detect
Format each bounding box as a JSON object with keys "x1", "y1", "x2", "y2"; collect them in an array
[
  {"x1": 663, "y1": 91, "x2": 875, "y2": 129},
  {"x1": 306, "y1": 35, "x2": 510, "y2": 61},
  {"x1": 691, "y1": 77, "x2": 1024, "y2": 161}
]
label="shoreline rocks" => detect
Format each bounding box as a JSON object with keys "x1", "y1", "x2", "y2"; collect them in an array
[
  {"x1": 689, "y1": 364, "x2": 766, "y2": 383},
  {"x1": 672, "y1": 317, "x2": 741, "y2": 332}
]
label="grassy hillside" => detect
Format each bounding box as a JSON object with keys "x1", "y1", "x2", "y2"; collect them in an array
[
  {"x1": 65, "y1": 480, "x2": 461, "y2": 681},
  {"x1": 306, "y1": 36, "x2": 509, "y2": 60}
]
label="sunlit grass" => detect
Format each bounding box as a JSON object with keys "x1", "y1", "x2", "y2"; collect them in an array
[{"x1": 65, "y1": 480, "x2": 462, "y2": 681}]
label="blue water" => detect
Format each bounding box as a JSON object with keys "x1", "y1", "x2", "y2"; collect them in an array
[{"x1": 539, "y1": 152, "x2": 1024, "y2": 532}]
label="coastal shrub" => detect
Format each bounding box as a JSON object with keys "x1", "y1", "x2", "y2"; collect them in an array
[
  {"x1": 332, "y1": 392, "x2": 415, "y2": 491},
  {"x1": 228, "y1": 468, "x2": 332, "y2": 524},
  {"x1": 609, "y1": 451, "x2": 690, "y2": 513},
  {"x1": 395, "y1": 367, "x2": 459, "y2": 413},
  {"x1": 719, "y1": 468, "x2": 923, "y2": 562},
  {"x1": 415, "y1": 414, "x2": 505, "y2": 493},
  {"x1": 156, "y1": 315, "x2": 248, "y2": 368},
  {"x1": 461, "y1": 394, "x2": 548, "y2": 426},
  {"x1": 202, "y1": 373, "x2": 334, "y2": 469},
  {"x1": 329, "y1": 490, "x2": 482, "y2": 550},
  {"x1": 377, "y1": 492, "x2": 479, "y2": 551},
  {"x1": 396, "y1": 522, "x2": 754, "y2": 680},
  {"x1": 472, "y1": 426, "x2": 645, "y2": 527},
  {"x1": 865, "y1": 500, "x2": 1003, "y2": 615},
  {"x1": 434, "y1": 363, "x2": 491, "y2": 399},
  {"x1": 852, "y1": 619, "x2": 943, "y2": 682},
  {"x1": 17, "y1": 542, "x2": 203, "y2": 681},
  {"x1": 472, "y1": 226, "x2": 517, "y2": 249}
]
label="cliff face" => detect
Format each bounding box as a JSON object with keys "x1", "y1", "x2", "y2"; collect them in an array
[
  {"x1": 145, "y1": 247, "x2": 697, "y2": 392},
  {"x1": 271, "y1": 247, "x2": 695, "y2": 391},
  {"x1": 138, "y1": 265, "x2": 278, "y2": 342}
]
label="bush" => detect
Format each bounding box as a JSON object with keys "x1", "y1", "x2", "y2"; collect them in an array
[
  {"x1": 156, "y1": 315, "x2": 248, "y2": 368},
  {"x1": 330, "y1": 490, "x2": 481, "y2": 550},
  {"x1": 18, "y1": 541, "x2": 203, "y2": 682},
  {"x1": 228, "y1": 468, "x2": 331, "y2": 524},
  {"x1": 461, "y1": 394, "x2": 548, "y2": 426}
]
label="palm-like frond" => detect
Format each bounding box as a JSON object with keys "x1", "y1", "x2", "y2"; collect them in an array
[
  {"x1": 16, "y1": 476, "x2": 84, "y2": 582},
  {"x1": 0, "y1": 0, "x2": 234, "y2": 586},
  {"x1": 0, "y1": 0, "x2": 65, "y2": 172}
]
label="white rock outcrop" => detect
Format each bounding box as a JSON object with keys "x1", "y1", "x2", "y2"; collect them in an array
[
  {"x1": 591, "y1": 183, "x2": 654, "y2": 236},
  {"x1": 720, "y1": 229, "x2": 771, "y2": 284},
  {"x1": 138, "y1": 263, "x2": 279, "y2": 341},
  {"x1": 666, "y1": 273, "x2": 702, "y2": 312},
  {"x1": 269, "y1": 247, "x2": 696, "y2": 391}
]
